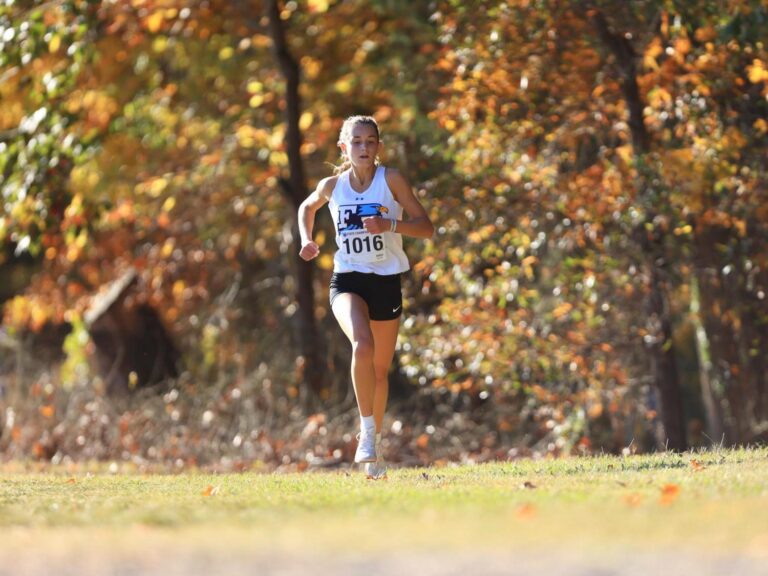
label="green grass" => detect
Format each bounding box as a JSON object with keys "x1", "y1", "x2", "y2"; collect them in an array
[{"x1": 2, "y1": 448, "x2": 768, "y2": 557}]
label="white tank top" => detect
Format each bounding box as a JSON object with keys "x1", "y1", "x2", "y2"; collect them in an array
[{"x1": 328, "y1": 166, "x2": 410, "y2": 275}]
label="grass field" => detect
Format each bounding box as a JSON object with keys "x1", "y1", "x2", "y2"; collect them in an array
[{"x1": 1, "y1": 447, "x2": 767, "y2": 575}]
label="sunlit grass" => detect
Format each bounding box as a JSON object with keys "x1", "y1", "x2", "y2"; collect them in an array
[{"x1": 1, "y1": 447, "x2": 767, "y2": 557}]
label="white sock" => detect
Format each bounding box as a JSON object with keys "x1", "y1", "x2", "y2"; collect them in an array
[{"x1": 360, "y1": 415, "x2": 375, "y2": 434}]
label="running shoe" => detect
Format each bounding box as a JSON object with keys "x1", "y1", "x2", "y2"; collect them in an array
[
  {"x1": 365, "y1": 434, "x2": 387, "y2": 479},
  {"x1": 365, "y1": 460, "x2": 388, "y2": 480},
  {"x1": 354, "y1": 430, "x2": 376, "y2": 463}
]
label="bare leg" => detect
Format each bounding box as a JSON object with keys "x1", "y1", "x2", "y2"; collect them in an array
[
  {"x1": 331, "y1": 293, "x2": 375, "y2": 417},
  {"x1": 370, "y1": 317, "x2": 400, "y2": 433}
]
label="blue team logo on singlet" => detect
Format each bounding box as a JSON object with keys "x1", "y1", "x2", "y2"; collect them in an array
[{"x1": 337, "y1": 203, "x2": 389, "y2": 233}]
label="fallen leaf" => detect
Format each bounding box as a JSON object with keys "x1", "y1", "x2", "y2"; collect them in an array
[
  {"x1": 623, "y1": 493, "x2": 642, "y2": 507},
  {"x1": 65, "y1": 478, "x2": 76, "y2": 484},
  {"x1": 521, "y1": 481, "x2": 536, "y2": 490},
  {"x1": 659, "y1": 483, "x2": 680, "y2": 505},
  {"x1": 690, "y1": 459, "x2": 706, "y2": 472},
  {"x1": 517, "y1": 503, "x2": 537, "y2": 519},
  {"x1": 201, "y1": 485, "x2": 219, "y2": 496}
]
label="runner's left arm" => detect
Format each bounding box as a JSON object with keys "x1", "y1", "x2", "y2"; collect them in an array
[{"x1": 362, "y1": 169, "x2": 434, "y2": 238}]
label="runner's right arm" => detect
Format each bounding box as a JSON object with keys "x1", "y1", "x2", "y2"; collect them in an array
[{"x1": 298, "y1": 177, "x2": 335, "y2": 261}]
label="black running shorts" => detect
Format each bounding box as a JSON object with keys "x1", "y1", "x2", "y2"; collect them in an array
[{"x1": 329, "y1": 271, "x2": 403, "y2": 321}]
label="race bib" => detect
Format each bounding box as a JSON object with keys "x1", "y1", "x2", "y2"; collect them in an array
[{"x1": 337, "y1": 203, "x2": 387, "y2": 263}]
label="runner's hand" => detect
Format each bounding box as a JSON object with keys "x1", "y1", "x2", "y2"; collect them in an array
[
  {"x1": 299, "y1": 241, "x2": 320, "y2": 261},
  {"x1": 362, "y1": 216, "x2": 388, "y2": 235}
]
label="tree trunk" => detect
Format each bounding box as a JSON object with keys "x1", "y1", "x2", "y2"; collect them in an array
[
  {"x1": 84, "y1": 269, "x2": 179, "y2": 394},
  {"x1": 690, "y1": 274, "x2": 725, "y2": 444},
  {"x1": 590, "y1": 9, "x2": 687, "y2": 451},
  {"x1": 266, "y1": 0, "x2": 324, "y2": 395}
]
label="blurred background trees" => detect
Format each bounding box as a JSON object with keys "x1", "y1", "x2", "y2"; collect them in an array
[{"x1": 0, "y1": 0, "x2": 766, "y2": 465}]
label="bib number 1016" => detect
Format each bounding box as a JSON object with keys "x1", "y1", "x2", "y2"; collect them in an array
[{"x1": 343, "y1": 234, "x2": 384, "y2": 255}]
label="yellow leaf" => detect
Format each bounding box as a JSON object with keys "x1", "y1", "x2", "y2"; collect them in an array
[
  {"x1": 648, "y1": 87, "x2": 672, "y2": 109},
  {"x1": 308, "y1": 0, "x2": 330, "y2": 12},
  {"x1": 236, "y1": 125, "x2": 256, "y2": 148},
  {"x1": 299, "y1": 111, "x2": 314, "y2": 131},
  {"x1": 48, "y1": 35, "x2": 61, "y2": 53},
  {"x1": 162, "y1": 197, "x2": 176, "y2": 212},
  {"x1": 616, "y1": 145, "x2": 633, "y2": 165},
  {"x1": 747, "y1": 60, "x2": 768, "y2": 84},
  {"x1": 161, "y1": 241, "x2": 174, "y2": 258},
  {"x1": 643, "y1": 38, "x2": 663, "y2": 71},
  {"x1": 317, "y1": 254, "x2": 334, "y2": 270},
  {"x1": 334, "y1": 76, "x2": 353, "y2": 94},
  {"x1": 146, "y1": 11, "x2": 164, "y2": 33},
  {"x1": 302, "y1": 57, "x2": 322, "y2": 80},
  {"x1": 152, "y1": 37, "x2": 168, "y2": 54},
  {"x1": 74, "y1": 229, "x2": 88, "y2": 248},
  {"x1": 149, "y1": 178, "x2": 168, "y2": 197}
]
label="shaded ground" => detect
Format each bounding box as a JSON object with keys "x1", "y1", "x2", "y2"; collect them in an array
[{"x1": 3, "y1": 535, "x2": 768, "y2": 576}]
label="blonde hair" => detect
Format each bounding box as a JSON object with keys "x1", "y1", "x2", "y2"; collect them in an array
[{"x1": 333, "y1": 115, "x2": 380, "y2": 175}]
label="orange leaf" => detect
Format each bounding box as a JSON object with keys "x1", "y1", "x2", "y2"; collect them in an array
[
  {"x1": 201, "y1": 485, "x2": 219, "y2": 496},
  {"x1": 659, "y1": 483, "x2": 680, "y2": 505},
  {"x1": 552, "y1": 302, "x2": 573, "y2": 319},
  {"x1": 690, "y1": 459, "x2": 706, "y2": 472},
  {"x1": 517, "y1": 503, "x2": 536, "y2": 519},
  {"x1": 623, "y1": 493, "x2": 642, "y2": 507},
  {"x1": 416, "y1": 434, "x2": 430, "y2": 449}
]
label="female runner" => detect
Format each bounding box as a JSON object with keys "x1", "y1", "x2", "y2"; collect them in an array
[{"x1": 297, "y1": 115, "x2": 434, "y2": 477}]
